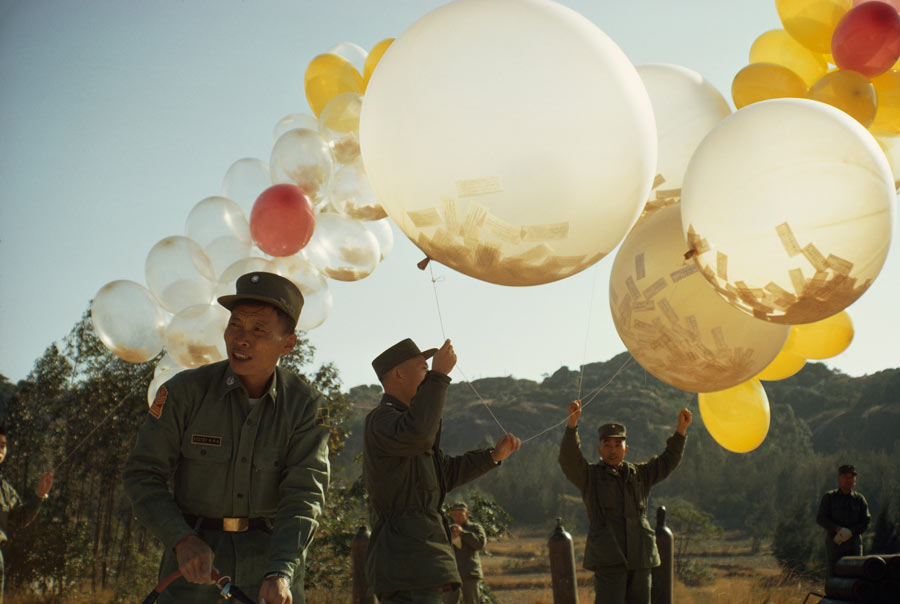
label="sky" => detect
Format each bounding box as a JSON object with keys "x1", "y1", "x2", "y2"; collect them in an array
[{"x1": 1, "y1": 0, "x2": 898, "y2": 394}]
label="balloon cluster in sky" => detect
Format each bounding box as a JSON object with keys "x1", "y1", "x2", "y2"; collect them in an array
[{"x1": 90, "y1": 0, "x2": 897, "y2": 454}]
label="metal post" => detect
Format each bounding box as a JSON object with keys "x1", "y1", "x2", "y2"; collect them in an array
[
  {"x1": 651, "y1": 506, "x2": 673, "y2": 604},
  {"x1": 351, "y1": 519, "x2": 374, "y2": 604},
  {"x1": 548, "y1": 517, "x2": 578, "y2": 604}
]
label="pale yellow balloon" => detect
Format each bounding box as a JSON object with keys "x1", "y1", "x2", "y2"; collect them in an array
[
  {"x1": 610, "y1": 205, "x2": 789, "y2": 393},
  {"x1": 756, "y1": 348, "x2": 806, "y2": 381},
  {"x1": 698, "y1": 379, "x2": 770, "y2": 453},
  {"x1": 775, "y1": 0, "x2": 853, "y2": 53},
  {"x1": 363, "y1": 38, "x2": 394, "y2": 91},
  {"x1": 304, "y1": 53, "x2": 363, "y2": 117},
  {"x1": 871, "y1": 70, "x2": 900, "y2": 134},
  {"x1": 810, "y1": 69, "x2": 877, "y2": 127},
  {"x1": 785, "y1": 310, "x2": 854, "y2": 359},
  {"x1": 750, "y1": 29, "x2": 828, "y2": 87},
  {"x1": 732, "y1": 63, "x2": 808, "y2": 109}
]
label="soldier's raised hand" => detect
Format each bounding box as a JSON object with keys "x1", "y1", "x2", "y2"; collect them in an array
[
  {"x1": 567, "y1": 400, "x2": 582, "y2": 428},
  {"x1": 491, "y1": 433, "x2": 522, "y2": 462},
  {"x1": 676, "y1": 408, "x2": 692, "y2": 435},
  {"x1": 431, "y1": 339, "x2": 457, "y2": 375}
]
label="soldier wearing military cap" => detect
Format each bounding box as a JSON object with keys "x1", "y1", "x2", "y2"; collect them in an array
[
  {"x1": 363, "y1": 338, "x2": 522, "y2": 604},
  {"x1": 444, "y1": 501, "x2": 488, "y2": 604},
  {"x1": 817, "y1": 464, "x2": 870, "y2": 578},
  {"x1": 558, "y1": 400, "x2": 692, "y2": 604},
  {"x1": 123, "y1": 272, "x2": 330, "y2": 604}
]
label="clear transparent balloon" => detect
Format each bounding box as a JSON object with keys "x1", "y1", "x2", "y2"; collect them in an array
[
  {"x1": 330, "y1": 160, "x2": 386, "y2": 220},
  {"x1": 609, "y1": 205, "x2": 789, "y2": 393},
  {"x1": 359, "y1": 0, "x2": 657, "y2": 286},
  {"x1": 185, "y1": 196, "x2": 251, "y2": 248},
  {"x1": 681, "y1": 99, "x2": 896, "y2": 324},
  {"x1": 303, "y1": 213, "x2": 380, "y2": 281},
  {"x1": 91, "y1": 280, "x2": 169, "y2": 363},
  {"x1": 205, "y1": 235, "x2": 252, "y2": 279},
  {"x1": 272, "y1": 114, "x2": 320, "y2": 142},
  {"x1": 319, "y1": 92, "x2": 363, "y2": 164},
  {"x1": 365, "y1": 218, "x2": 395, "y2": 261},
  {"x1": 272, "y1": 254, "x2": 328, "y2": 294},
  {"x1": 165, "y1": 304, "x2": 230, "y2": 369},
  {"x1": 154, "y1": 352, "x2": 185, "y2": 377},
  {"x1": 270, "y1": 128, "x2": 335, "y2": 206},
  {"x1": 145, "y1": 236, "x2": 216, "y2": 314},
  {"x1": 327, "y1": 41, "x2": 368, "y2": 74},
  {"x1": 221, "y1": 158, "x2": 272, "y2": 216},
  {"x1": 215, "y1": 257, "x2": 278, "y2": 298},
  {"x1": 297, "y1": 288, "x2": 333, "y2": 331}
]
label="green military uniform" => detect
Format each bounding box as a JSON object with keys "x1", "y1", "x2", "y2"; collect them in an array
[
  {"x1": 558, "y1": 426, "x2": 685, "y2": 604},
  {"x1": 363, "y1": 371, "x2": 499, "y2": 603},
  {"x1": 816, "y1": 488, "x2": 870, "y2": 578},
  {"x1": 1, "y1": 474, "x2": 44, "y2": 604},
  {"x1": 123, "y1": 360, "x2": 330, "y2": 603},
  {"x1": 446, "y1": 518, "x2": 487, "y2": 604}
]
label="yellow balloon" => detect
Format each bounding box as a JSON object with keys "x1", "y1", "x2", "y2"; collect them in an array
[
  {"x1": 871, "y1": 70, "x2": 900, "y2": 134},
  {"x1": 785, "y1": 310, "x2": 854, "y2": 359},
  {"x1": 810, "y1": 69, "x2": 877, "y2": 127},
  {"x1": 732, "y1": 63, "x2": 808, "y2": 109},
  {"x1": 775, "y1": 0, "x2": 853, "y2": 53},
  {"x1": 756, "y1": 348, "x2": 806, "y2": 381},
  {"x1": 304, "y1": 53, "x2": 363, "y2": 117},
  {"x1": 699, "y1": 379, "x2": 771, "y2": 453},
  {"x1": 750, "y1": 29, "x2": 828, "y2": 87},
  {"x1": 363, "y1": 38, "x2": 395, "y2": 91}
]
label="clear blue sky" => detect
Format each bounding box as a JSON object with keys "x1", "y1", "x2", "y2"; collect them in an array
[{"x1": 1, "y1": 0, "x2": 897, "y2": 392}]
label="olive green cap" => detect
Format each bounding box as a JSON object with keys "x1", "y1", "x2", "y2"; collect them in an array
[
  {"x1": 598, "y1": 422, "x2": 627, "y2": 440},
  {"x1": 217, "y1": 271, "x2": 303, "y2": 328},
  {"x1": 451, "y1": 501, "x2": 468, "y2": 511},
  {"x1": 372, "y1": 338, "x2": 438, "y2": 378},
  {"x1": 838, "y1": 464, "x2": 857, "y2": 475}
]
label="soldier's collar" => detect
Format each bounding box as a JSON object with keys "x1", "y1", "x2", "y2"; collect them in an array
[
  {"x1": 224, "y1": 366, "x2": 279, "y2": 404},
  {"x1": 380, "y1": 393, "x2": 407, "y2": 409}
]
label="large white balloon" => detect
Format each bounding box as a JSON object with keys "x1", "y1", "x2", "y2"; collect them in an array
[
  {"x1": 636, "y1": 63, "x2": 731, "y2": 219},
  {"x1": 682, "y1": 98, "x2": 896, "y2": 324},
  {"x1": 91, "y1": 280, "x2": 168, "y2": 363},
  {"x1": 360, "y1": 0, "x2": 657, "y2": 286},
  {"x1": 610, "y1": 205, "x2": 789, "y2": 393}
]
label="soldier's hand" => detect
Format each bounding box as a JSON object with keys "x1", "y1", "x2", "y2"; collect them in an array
[
  {"x1": 491, "y1": 433, "x2": 522, "y2": 462},
  {"x1": 431, "y1": 339, "x2": 457, "y2": 375},
  {"x1": 174, "y1": 535, "x2": 215, "y2": 584},
  {"x1": 567, "y1": 400, "x2": 582, "y2": 428},
  {"x1": 676, "y1": 408, "x2": 692, "y2": 435},
  {"x1": 259, "y1": 574, "x2": 292, "y2": 604},
  {"x1": 450, "y1": 524, "x2": 462, "y2": 537}
]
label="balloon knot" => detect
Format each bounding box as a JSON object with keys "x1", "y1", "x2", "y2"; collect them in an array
[{"x1": 417, "y1": 256, "x2": 431, "y2": 270}]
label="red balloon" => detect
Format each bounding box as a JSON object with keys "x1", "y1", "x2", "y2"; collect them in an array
[
  {"x1": 854, "y1": 1, "x2": 900, "y2": 13},
  {"x1": 250, "y1": 184, "x2": 316, "y2": 256},
  {"x1": 833, "y1": 2, "x2": 900, "y2": 77}
]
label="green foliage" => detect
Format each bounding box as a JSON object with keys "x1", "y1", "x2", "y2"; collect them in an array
[
  {"x1": 441, "y1": 492, "x2": 513, "y2": 539},
  {"x1": 871, "y1": 499, "x2": 900, "y2": 554},
  {"x1": 656, "y1": 497, "x2": 720, "y2": 585},
  {"x1": 772, "y1": 499, "x2": 817, "y2": 575}
]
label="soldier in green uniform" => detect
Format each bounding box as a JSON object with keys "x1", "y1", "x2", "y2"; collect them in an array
[
  {"x1": 558, "y1": 400, "x2": 691, "y2": 604},
  {"x1": 816, "y1": 464, "x2": 870, "y2": 578},
  {"x1": 123, "y1": 272, "x2": 330, "y2": 604},
  {"x1": 0, "y1": 426, "x2": 54, "y2": 604},
  {"x1": 445, "y1": 501, "x2": 487, "y2": 604},
  {"x1": 363, "y1": 338, "x2": 521, "y2": 604}
]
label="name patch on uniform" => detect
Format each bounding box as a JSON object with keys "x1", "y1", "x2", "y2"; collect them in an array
[
  {"x1": 191, "y1": 434, "x2": 223, "y2": 447},
  {"x1": 149, "y1": 386, "x2": 167, "y2": 419}
]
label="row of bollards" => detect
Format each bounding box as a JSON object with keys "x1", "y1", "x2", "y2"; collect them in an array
[
  {"x1": 821, "y1": 554, "x2": 900, "y2": 604},
  {"x1": 350, "y1": 508, "x2": 676, "y2": 604}
]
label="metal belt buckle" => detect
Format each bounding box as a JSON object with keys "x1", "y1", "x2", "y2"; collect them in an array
[{"x1": 222, "y1": 517, "x2": 249, "y2": 532}]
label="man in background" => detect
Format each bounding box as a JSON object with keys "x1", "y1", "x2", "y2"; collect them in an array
[
  {"x1": 445, "y1": 501, "x2": 487, "y2": 604},
  {"x1": 817, "y1": 464, "x2": 870, "y2": 578}
]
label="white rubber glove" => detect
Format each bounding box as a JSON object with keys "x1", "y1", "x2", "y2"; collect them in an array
[{"x1": 837, "y1": 527, "x2": 852, "y2": 543}]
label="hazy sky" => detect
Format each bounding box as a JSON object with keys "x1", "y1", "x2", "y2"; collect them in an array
[{"x1": 1, "y1": 0, "x2": 897, "y2": 393}]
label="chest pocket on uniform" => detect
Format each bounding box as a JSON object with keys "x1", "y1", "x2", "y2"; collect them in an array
[
  {"x1": 181, "y1": 436, "x2": 233, "y2": 464},
  {"x1": 252, "y1": 447, "x2": 283, "y2": 475}
]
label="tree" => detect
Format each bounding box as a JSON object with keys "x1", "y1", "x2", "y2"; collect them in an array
[
  {"x1": 871, "y1": 501, "x2": 900, "y2": 554},
  {"x1": 773, "y1": 499, "x2": 817, "y2": 575}
]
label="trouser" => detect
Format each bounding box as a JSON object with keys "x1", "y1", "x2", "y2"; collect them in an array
[
  {"x1": 380, "y1": 588, "x2": 447, "y2": 604},
  {"x1": 442, "y1": 576, "x2": 481, "y2": 604},
  {"x1": 593, "y1": 566, "x2": 651, "y2": 604},
  {"x1": 825, "y1": 534, "x2": 863, "y2": 578}
]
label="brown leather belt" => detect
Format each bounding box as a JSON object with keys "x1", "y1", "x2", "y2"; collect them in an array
[{"x1": 183, "y1": 514, "x2": 270, "y2": 533}]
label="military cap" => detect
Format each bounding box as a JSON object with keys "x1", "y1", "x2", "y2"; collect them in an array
[
  {"x1": 598, "y1": 422, "x2": 627, "y2": 440},
  {"x1": 372, "y1": 338, "x2": 438, "y2": 378},
  {"x1": 451, "y1": 501, "x2": 468, "y2": 511},
  {"x1": 838, "y1": 464, "x2": 857, "y2": 475},
  {"x1": 217, "y1": 271, "x2": 304, "y2": 328}
]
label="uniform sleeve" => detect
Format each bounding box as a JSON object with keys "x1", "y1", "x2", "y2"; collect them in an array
[
  {"x1": 816, "y1": 493, "x2": 837, "y2": 533},
  {"x1": 437, "y1": 447, "x2": 497, "y2": 493},
  {"x1": 636, "y1": 431, "x2": 685, "y2": 487},
  {"x1": 367, "y1": 372, "x2": 449, "y2": 456},
  {"x1": 851, "y1": 494, "x2": 871, "y2": 536},
  {"x1": 460, "y1": 522, "x2": 487, "y2": 551},
  {"x1": 4, "y1": 483, "x2": 43, "y2": 531},
  {"x1": 266, "y1": 391, "x2": 330, "y2": 580},
  {"x1": 121, "y1": 382, "x2": 196, "y2": 551},
  {"x1": 558, "y1": 427, "x2": 589, "y2": 493}
]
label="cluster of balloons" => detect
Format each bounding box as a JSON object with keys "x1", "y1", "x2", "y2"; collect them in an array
[{"x1": 91, "y1": 39, "x2": 400, "y2": 406}]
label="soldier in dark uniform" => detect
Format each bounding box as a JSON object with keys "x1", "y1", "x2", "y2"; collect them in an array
[
  {"x1": 123, "y1": 272, "x2": 330, "y2": 604},
  {"x1": 363, "y1": 338, "x2": 521, "y2": 604},
  {"x1": 0, "y1": 426, "x2": 53, "y2": 604},
  {"x1": 445, "y1": 501, "x2": 487, "y2": 604},
  {"x1": 558, "y1": 400, "x2": 691, "y2": 604},
  {"x1": 816, "y1": 464, "x2": 870, "y2": 578}
]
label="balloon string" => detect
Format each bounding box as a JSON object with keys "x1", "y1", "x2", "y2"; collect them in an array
[
  {"x1": 578, "y1": 265, "x2": 601, "y2": 401},
  {"x1": 428, "y1": 265, "x2": 508, "y2": 436},
  {"x1": 520, "y1": 355, "x2": 633, "y2": 445}
]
